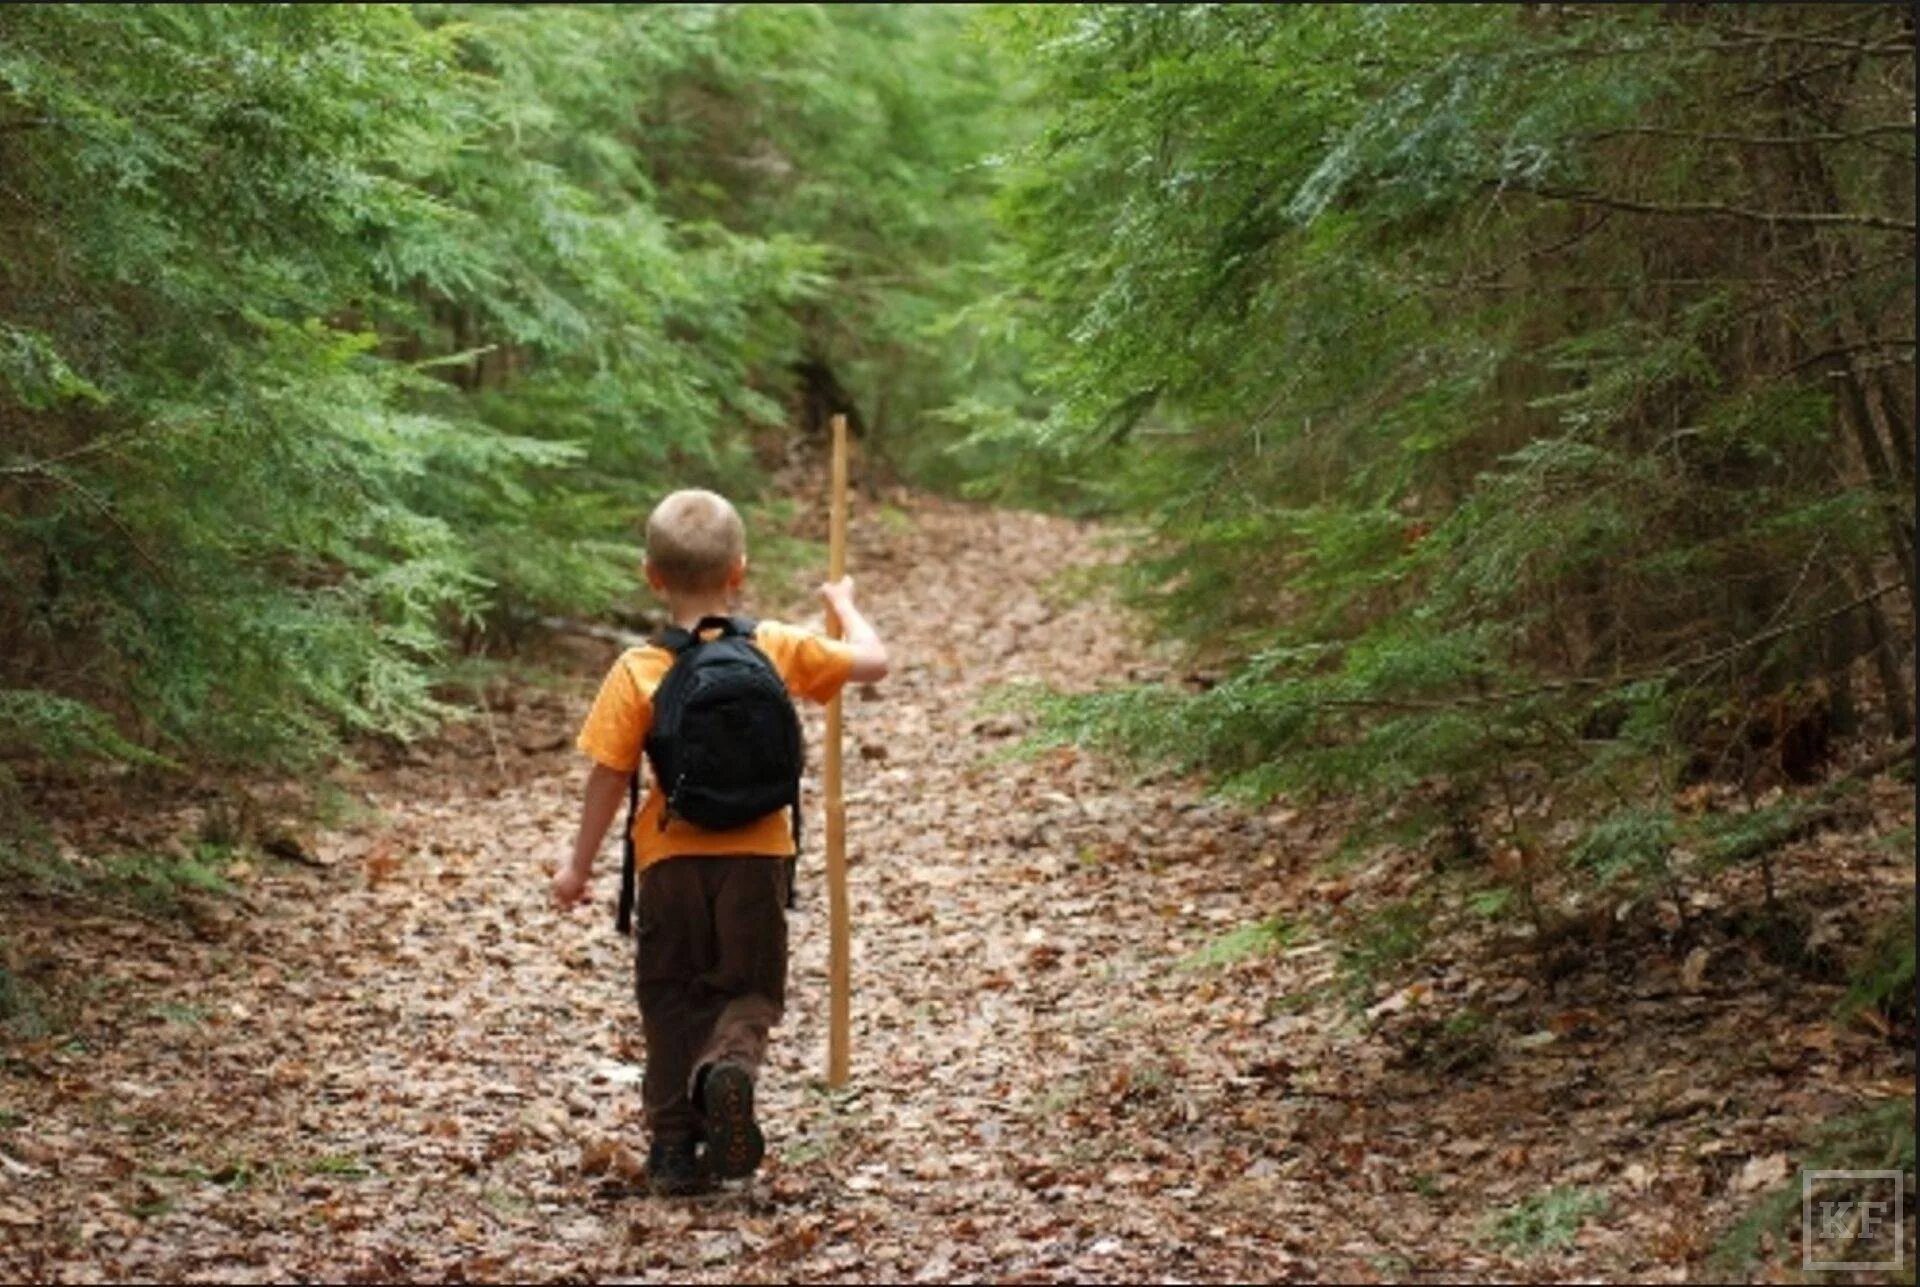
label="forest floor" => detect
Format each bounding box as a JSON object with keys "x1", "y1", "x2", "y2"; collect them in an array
[{"x1": 2, "y1": 488, "x2": 1914, "y2": 1283}]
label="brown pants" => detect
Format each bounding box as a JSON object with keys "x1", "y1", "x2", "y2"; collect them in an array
[{"x1": 634, "y1": 855, "x2": 789, "y2": 1142}]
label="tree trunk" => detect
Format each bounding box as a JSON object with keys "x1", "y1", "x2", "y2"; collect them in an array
[{"x1": 792, "y1": 359, "x2": 866, "y2": 440}]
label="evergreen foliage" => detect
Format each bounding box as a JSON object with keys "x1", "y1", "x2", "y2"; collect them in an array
[
  {"x1": 985, "y1": 4, "x2": 1915, "y2": 902},
  {"x1": 4, "y1": 4, "x2": 1912, "y2": 917},
  {"x1": 0, "y1": 4, "x2": 1006, "y2": 805}
]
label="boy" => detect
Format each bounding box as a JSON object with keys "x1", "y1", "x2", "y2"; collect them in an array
[{"x1": 551, "y1": 488, "x2": 889, "y2": 1195}]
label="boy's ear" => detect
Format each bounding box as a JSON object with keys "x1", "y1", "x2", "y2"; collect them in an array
[
  {"x1": 727, "y1": 555, "x2": 748, "y2": 590},
  {"x1": 642, "y1": 559, "x2": 667, "y2": 595}
]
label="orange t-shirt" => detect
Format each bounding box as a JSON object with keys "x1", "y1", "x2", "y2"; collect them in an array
[{"x1": 575, "y1": 620, "x2": 854, "y2": 868}]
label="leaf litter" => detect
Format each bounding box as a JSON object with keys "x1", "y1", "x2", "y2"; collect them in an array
[{"x1": 2, "y1": 488, "x2": 1912, "y2": 1282}]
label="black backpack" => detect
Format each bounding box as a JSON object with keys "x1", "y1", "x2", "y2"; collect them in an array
[{"x1": 615, "y1": 615, "x2": 803, "y2": 933}]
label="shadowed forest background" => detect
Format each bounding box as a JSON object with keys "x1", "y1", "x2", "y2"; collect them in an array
[{"x1": 1, "y1": 4, "x2": 1914, "y2": 1281}]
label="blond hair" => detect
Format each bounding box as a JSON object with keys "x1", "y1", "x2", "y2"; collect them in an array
[{"x1": 645, "y1": 489, "x2": 745, "y2": 593}]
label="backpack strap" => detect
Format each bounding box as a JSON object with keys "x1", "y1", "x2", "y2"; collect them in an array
[
  {"x1": 652, "y1": 615, "x2": 757, "y2": 652},
  {"x1": 653, "y1": 624, "x2": 697, "y2": 654},
  {"x1": 615, "y1": 767, "x2": 640, "y2": 935},
  {"x1": 612, "y1": 650, "x2": 652, "y2": 936},
  {"x1": 785, "y1": 799, "x2": 801, "y2": 911}
]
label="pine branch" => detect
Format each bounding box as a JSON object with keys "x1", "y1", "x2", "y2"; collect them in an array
[
  {"x1": 3, "y1": 462, "x2": 172, "y2": 584},
  {"x1": 1315, "y1": 582, "x2": 1908, "y2": 714},
  {"x1": 1707, "y1": 736, "x2": 1918, "y2": 867}
]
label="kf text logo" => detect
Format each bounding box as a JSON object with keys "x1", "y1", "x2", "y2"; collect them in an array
[{"x1": 1803, "y1": 1169, "x2": 1906, "y2": 1272}]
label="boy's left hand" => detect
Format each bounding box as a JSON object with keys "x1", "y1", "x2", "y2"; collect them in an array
[{"x1": 820, "y1": 575, "x2": 857, "y2": 615}]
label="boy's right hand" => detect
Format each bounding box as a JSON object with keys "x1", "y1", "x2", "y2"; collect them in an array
[{"x1": 550, "y1": 859, "x2": 590, "y2": 911}]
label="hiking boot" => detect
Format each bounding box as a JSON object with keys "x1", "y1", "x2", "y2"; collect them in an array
[
  {"x1": 696, "y1": 1060, "x2": 765, "y2": 1180},
  {"x1": 646, "y1": 1136, "x2": 705, "y2": 1197}
]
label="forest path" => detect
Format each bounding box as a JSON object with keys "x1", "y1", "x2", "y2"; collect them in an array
[{"x1": 5, "y1": 491, "x2": 1906, "y2": 1283}]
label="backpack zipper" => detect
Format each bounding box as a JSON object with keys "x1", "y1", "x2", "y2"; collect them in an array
[{"x1": 659, "y1": 772, "x2": 686, "y2": 830}]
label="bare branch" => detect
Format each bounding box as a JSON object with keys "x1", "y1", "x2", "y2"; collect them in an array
[
  {"x1": 1786, "y1": 338, "x2": 1918, "y2": 377},
  {"x1": 1733, "y1": 53, "x2": 1863, "y2": 99},
  {"x1": 1515, "y1": 185, "x2": 1917, "y2": 235},
  {"x1": 0, "y1": 428, "x2": 147, "y2": 477},
  {"x1": 1707, "y1": 26, "x2": 1913, "y2": 57},
  {"x1": 1582, "y1": 123, "x2": 1915, "y2": 148}
]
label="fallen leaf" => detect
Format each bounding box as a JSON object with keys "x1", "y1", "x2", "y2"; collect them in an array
[{"x1": 1735, "y1": 1153, "x2": 1790, "y2": 1194}]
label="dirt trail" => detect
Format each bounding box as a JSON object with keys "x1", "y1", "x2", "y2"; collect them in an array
[{"x1": 3, "y1": 492, "x2": 1911, "y2": 1283}]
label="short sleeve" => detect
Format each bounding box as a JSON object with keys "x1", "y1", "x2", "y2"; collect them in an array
[
  {"x1": 762, "y1": 621, "x2": 855, "y2": 705},
  {"x1": 575, "y1": 654, "x2": 650, "y2": 772}
]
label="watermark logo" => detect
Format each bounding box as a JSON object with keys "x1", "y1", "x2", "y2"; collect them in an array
[{"x1": 1803, "y1": 1169, "x2": 1906, "y2": 1272}]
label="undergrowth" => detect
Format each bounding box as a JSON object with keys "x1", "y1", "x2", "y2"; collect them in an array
[
  {"x1": 1713, "y1": 1098, "x2": 1917, "y2": 1277},
  {"x1": 1841, "y1": 898, "x2": 1918, "y2": 1033},
  {"x1": 1483, "y1": 1186, "x2": 1608, "y2": 1255},
  {"x1": 1337, "y1": 898, "x2": 1430, "y2": 1014},
  {"x1": 1179, "y1": 916, "x2": 1296, "y2": 971},
  {"x1": 2, "y1": 833, "x2": 237, "y2": 920}
]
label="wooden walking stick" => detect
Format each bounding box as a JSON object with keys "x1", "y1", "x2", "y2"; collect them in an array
[{"x1": 824, "y1": 413, "x2": 852, "y2": 1087}]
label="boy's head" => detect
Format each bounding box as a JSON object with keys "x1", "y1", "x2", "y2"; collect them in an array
[{"x1": 645, "y1": 489, "x2": 746, "y2": 598}]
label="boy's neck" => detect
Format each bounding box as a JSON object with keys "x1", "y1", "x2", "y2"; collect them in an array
[{"x1": 667, "y1": 595, "x2": 734, "y2": 629}]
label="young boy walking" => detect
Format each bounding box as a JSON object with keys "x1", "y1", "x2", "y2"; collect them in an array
[{"x1": 551, "y1": 488, "x2": 889, "y2": 1194}]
